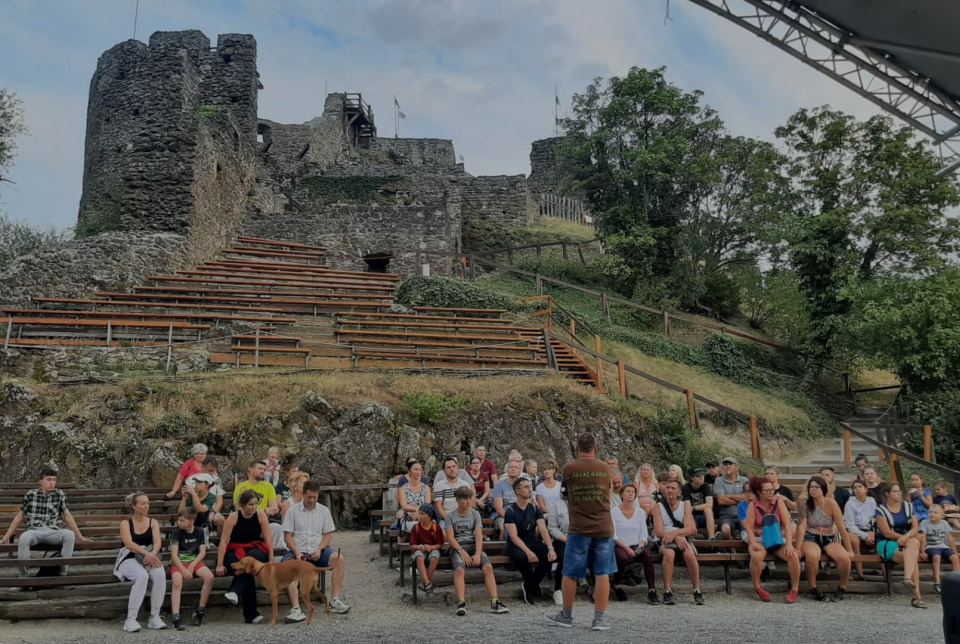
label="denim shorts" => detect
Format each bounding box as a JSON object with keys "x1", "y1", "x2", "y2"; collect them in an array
[
  {"x1": 562, "y1": 534, "x2": 617, "y2": 580},
  {"x1": 282, "y1": 547, "x2": 334, "y2": 567},
  {"x1": 926, "y1": 547, "x2": 957, "y2": 560}
]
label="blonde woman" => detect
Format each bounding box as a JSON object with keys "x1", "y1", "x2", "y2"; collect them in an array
[
  {"x1": 114, "y1": 492, "x2": 166, "y2": 633},
  {"x1": 668, "y1": 465, "x2": 686, "y2": 487},
  {"x1": 634, "y1": 463, "x2": 659, "y2": 513},
  {"x1": 280, "y1": 471, "x2": 310, "y2": 516}
]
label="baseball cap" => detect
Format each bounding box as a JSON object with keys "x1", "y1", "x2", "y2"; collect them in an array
[
  {"x1": 721, "y1": 456, "x2": 738, "y2": 465},
  {"x1": 191, "y1": 473, "x2": 215, "y2": 485},
  {"x1": 688, "y1": 467, "x2": 705, "y2": 478},
  {"x1": 705, "y1": 461, "x2": 718, "y2": 468}
]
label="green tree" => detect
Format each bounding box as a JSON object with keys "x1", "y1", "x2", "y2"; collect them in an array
[
  {"x1": 0, "y1": 88, "x2": 28, "y2": 193},
  {"x1": 775, "y1": 107, "x2": 960, "y2": 377}
]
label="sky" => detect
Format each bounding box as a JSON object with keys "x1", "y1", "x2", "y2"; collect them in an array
[{"x1": 0, "y1": 0, "x2": 883, "y2": 229}]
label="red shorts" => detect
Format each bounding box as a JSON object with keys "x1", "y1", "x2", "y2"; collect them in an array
[{"x1": 169, "y1": 561, "x2": 208, "y2": 577}]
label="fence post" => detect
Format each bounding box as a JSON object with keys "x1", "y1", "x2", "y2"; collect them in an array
[
  {"x1": 165, "y1": 321, "x2": 174, "y2": 374},
  {"x1": 569, "y1": 318, "x2": 576, "y2": 337},
  {"x1": 536, "y1": 273, "x2": 543, "y2": 295},
  {"x1": 602, "y1": 293, "x2": 610, "y2": 319},
  {"x1": 460, "y1": 256, "x2": 467, "y2": 279},
  {"x1": 577, "y1": 243, "x2": 586, "y2": 265},
  {"x1": 254, "y1": 326, "x2": 261, "y2": 368},
  {"x1": 843, "y1": 427, "x2": 852, "y2": 466},
  {"x1": 562, "y1": 241, "x2": 568, "y2": 261},
  {"x1": 923, "y1": 425, "x2": 933, "y2": 462},
  {"x1": 685, "y1": 389, "x2": 698, "y2": 430},
  {"x1": 749, "y1": 417, "x2": 761, "y2": 460},
  {"x1": 507, "y1": 248, "x2": 514, "y2": 264},
  {"x1": 537, "y1": 244, "x2": 542, "y2": 258},
  {"x1": 663, "y1": 312, "x2": 671, "y2": 338},
  {"x1": 469, "y1": 254, "x2": 476, "y2": 279},
  {"x1": 888, "y1": 452, "x2": 900, "y2": 484},
  {"x1": 594, "y1": 336, "x2": 603, "y2": 390},
  {"x1": 617, "y1": 360, "x2": 627, "y2": 398},
  {"x1": 4, "y1": 316, "x2": 12, "y2": 350}
]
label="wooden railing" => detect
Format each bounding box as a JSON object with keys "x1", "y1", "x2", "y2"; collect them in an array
[
  {"x1": 842, "y1": 423, "x2": 960, "y2": 489},
  {"x1": 519, "y1": 295, "x2": 606, "y2": 390},
  {"x1": 538, "y1": 193, "x2": 593, "y2": 228},
  {"x1": 472, "y1": 237, "x2": 604, "y2": 266}
]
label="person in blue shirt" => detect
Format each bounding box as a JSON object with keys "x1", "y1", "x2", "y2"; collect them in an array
[
  {"x1": 737, "y1": 481, "x2": 754, "y2": 543},
  {"x1": 933, "y1": 480, "x2": 960, "y2": 531},
  {"x1": 907, "y1": 474, "x2": 933, "y2": 522}
]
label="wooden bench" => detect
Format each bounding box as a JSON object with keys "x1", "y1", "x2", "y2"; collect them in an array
[
  {"x1": 3, "y1": 308, "x2": 295, "y2": 326},
  {"x1": 337, "y1": 320, "x2": 526, "y2": 333},
  {"x1": 135, "y1": 285, "x2": 395, "y2": 301},
  {"x1": 207, "y1": 260, "x2": 399, "y2": 281},
  {"x1": 236, "y1": 236, "x2": 328, "y2": 252},
  {"x1": 98, "y1": 293, "x2": 394, "y2": 313},
  {"x1": 353, "y1": 351, "x2": 548, "y2": 369},
  {"x1": 338, "y1": 312, "x2": 514, "y2": 324},
  {"x1": 181, "y1": 269, "x2": 398, "y2": 290},
  {"x1": 413, "y1": 307, "x2": 506, "y2": 318},
  {"x1": 223, "y1": 247, "x2": 326, "y2": 261},
  {"x1": 33, "y1": 297, "x2": 285, "y2": 315},
  {"x1": 346, "y1": 339, "x2": 540, "y2": 359},
  {"x1": 335, "y1": 329, "x2": 525, "y2": 344},
  {"x1": 148, "y1": 276, "x2": 397, "y2": 293}
]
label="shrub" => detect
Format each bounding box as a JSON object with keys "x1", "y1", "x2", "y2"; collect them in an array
[
  {"x1": 648, "y1": 400, "x2": 721, "y2": 472},
  {"x1": 700, "y1": 334, "x2": 770, "y2": 388},
  {"x1": 401, "y1": 392, "x2": 472, "y2": 424},
  {"x1": 396, "y1": 276, "x2": 518, "y2": 311},
  {"x1": 699, "y1": 270, "x2": 742, "y2": 319},
  {"x1": 0, "y1": 212, "x2": 72, "y2": 270}
]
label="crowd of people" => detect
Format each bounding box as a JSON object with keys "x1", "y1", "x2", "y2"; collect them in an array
[{"x1": 4, "y1": 441, "x2": 958, "y2": 632}]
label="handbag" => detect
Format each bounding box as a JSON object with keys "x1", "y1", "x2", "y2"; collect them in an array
[{"x1": 757, "y1": 502, "x2": 784, "y2": 550}]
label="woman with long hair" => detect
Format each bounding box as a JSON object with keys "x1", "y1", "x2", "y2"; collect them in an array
[
  {"x1": 280, "y1": 471, "x2": 310, "y2": 517},
  {"x1": 398, "y1": 461, "x2": 432, "y2": 540},
  {"x1": 216, "y1": 490, "x2": 275, "y2": 624},
  {"x1": 667, "y1": 464, "x2": 686, "y2": 487},
  {"x1": 467, "y1": 456, "x2": 492, "y2": 515},
  {"x1": 744, "y1": 476, "x2": 800, "y2": 603},
  {"x1": 611, "y1": 483, "x2": 659, "y2": 604},
  {"x1": 795, "y1": 475, "x2": 852, "y2": 601},
  {"x1": 843, "y1": 478, "x2": 877, "y2": 580},
  {"x1": 875, "y1": 481, "x2": 925, "y2": 608},
  {"x1": 634, "y1": 463, "x2": 659, "y2": 513},
  {"x1": 114, "y1": 492, "x2": 166, "y2": 632}
]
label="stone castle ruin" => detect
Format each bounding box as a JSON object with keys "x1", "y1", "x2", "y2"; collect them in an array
[{"x1": 0, "y1": 30, "x2": 575, "y2": 302}]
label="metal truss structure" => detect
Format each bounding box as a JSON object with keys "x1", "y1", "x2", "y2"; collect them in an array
[{"x1": 686, "y1": 0, "x2": 960, "y2": 176}]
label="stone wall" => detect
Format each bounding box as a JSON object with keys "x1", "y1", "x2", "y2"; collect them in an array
[
  {"x1": 461, "y1": 174, "x2": 534, "y2": 229},
  {"x1": 528, "y1": 136, "x2": 569, "y2": 201},
  {"x1": 0, "y1": 232, "x2": 188, "y2": 306},
  {"x1": 371, "y1": 138, "x2": 457, "y2": 166}
]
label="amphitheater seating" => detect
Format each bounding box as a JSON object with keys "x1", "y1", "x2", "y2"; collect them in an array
[{"x1": 32, "y1": 297, "x2": 287, "y2": 315}]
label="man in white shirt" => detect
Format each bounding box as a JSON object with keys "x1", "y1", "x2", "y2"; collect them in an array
[
  {"x1": 433, "y1": 457, "x2": 473, "y2": 529},
  {"x1": 281, "y1": 480, "x2": 351, "y2": 614}
]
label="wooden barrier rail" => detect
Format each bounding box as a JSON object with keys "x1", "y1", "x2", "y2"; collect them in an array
[{"x1": 841, "y1": 423, "x2": 960, "y2": 488}]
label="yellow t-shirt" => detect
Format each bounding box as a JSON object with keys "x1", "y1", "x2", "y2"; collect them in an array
[{"x1": 233, "y1": 480, "x2": 277, "y2": 510}]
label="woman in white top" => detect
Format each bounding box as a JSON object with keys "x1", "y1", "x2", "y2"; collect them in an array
[
  {"x1": 536, "y1": 460, "x2": 562, "y2": 515},
  {"x1": 634, "y1": 463, "x2": 659, "y2": 513},
  {"x1": 844, "y1": 478, "x2": 877, "y2": 580},
  {"x1": 611, "y1": 484, "x2": 659, "y2": 604}
]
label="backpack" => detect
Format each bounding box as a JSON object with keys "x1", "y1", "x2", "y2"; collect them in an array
[
  {"x1": 755, "y1": 502, "x2": 784, "y2": 550},
  {"x1": 876, "y1": 501, "x2": 912, "y2": 540}
]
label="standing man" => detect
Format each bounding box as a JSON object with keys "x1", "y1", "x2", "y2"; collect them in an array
[
  {"x1": 433, "y1": 457, "x2": 472, "y2": 529},
  {"x1": 545, "y1": 433, "x2": 615, "y2": 631},
  {"x1": 714, "y1": 457, "x2": 749, "y2": 540},
  {"x1": 0, "y1": 468, "x2": 89, "y2": 578},
  {"x1": 505, "y1": 477, "x2": 556, "y2": 604},
  {"x1": 475, "y1": 446, "x2": 498, "y2": 481}
]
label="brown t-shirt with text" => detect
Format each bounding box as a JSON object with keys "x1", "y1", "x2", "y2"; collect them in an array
[{"x1": 561, "y1": 457, "x2": 613, "y2": 538}]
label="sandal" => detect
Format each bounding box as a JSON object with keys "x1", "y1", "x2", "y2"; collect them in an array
[{"x1": 911, "y1": 598, "x2": 927, "y2": 609}]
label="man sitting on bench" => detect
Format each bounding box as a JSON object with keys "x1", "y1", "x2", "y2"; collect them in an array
[{"x1": 0, "y1": 468, "x2": 89, "y2": 578}]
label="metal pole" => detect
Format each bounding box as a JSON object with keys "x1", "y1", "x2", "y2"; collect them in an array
[
  {"x1": 106, "y1": 320, "x2": 112, "y2": 347},
  {"x1": 166, "y1": 322, "x2": 174, "y2": 373},
  {"x1": 255, "y1": 327, "x2": 260, "y2": 367},
  {"x1": 3, "y1": 316, "x2": 11, "y2": 350}
]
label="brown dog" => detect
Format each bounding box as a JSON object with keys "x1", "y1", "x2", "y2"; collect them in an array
[{"x1": 231, "y1": 556, "x2": 331, "y2": 625}]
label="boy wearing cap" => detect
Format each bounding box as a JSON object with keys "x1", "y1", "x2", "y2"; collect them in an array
[
  {"x1": 178, "y1": 475, "x2": 217, "y2": 530},
  {"x1": 713, "y1": 457, "x2": 748, "y2": 539},
  {"x1": 410, "y1": 503, "x2": 444, "y2": 596},
  {"x1": 682, "y1": 468, "x2": 715, "y2": 537}
]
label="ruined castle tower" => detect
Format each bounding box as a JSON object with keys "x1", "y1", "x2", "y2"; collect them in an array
[{"x1": 77, "y1": 31, "x2": 259, "y2": 265}]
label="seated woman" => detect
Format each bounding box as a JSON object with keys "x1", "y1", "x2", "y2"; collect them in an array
[
  {"x1": 398, "y1": 461, "x2": 432, "y2": 541},
  {"x1": 611, "y1": 483, "x2": 659, "y2": 605},
  {"x1": 843, "y1": 478, "x2": 877, "y2": 580},
  {"x1": 466, "y1": 456, "x2": 493, "y2": 516},
  {"x1": 280, "y1": 471, "x2": 310, "y2": 517},
  {"x1": 114, "y1": 492, "x2": 167, "y2": 632},
  {"x1": 875, "y1": 481, "x2": 925, "y2": 609},
  {"x1": 634, "y1": 463, "x2": 659, "y2": 514},
  {"x1": 667, "y1": 464, "x2": 686, "y2": 487},
  {"x1": 546, "y1": 497, "x2": 570, "y2": 607},
  {"x1": 166, "y1": 443, "x2": 208, "y2": 499},
  {"x1": 744, "y1": 477, "x2": 800, "y2": 603},
  {"x1": 652, "y1": 475, "x2": 703, "y2": 605},
  {"x1": 216, "y1": 490, "x2": 275, "y2": 624},
  {"x1": 795, "y1": 475, "x2": 851, "y2": 601},
  {"x1": 907, "y1": 473, "x2": 933, "y2": 523}
]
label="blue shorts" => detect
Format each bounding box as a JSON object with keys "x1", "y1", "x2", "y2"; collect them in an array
[
  {"x1": 927, "y1": 547, "x2": 957, "y2": 560},
  {"x1": 694, "y1": 515, "x2": 707, "y2": 529},
  {"x1": 282, "y1": 547, "x2": 335, "y2": 567},
  {"x1": 562, "y1": 534, "x2": 616, "y2": 580}
]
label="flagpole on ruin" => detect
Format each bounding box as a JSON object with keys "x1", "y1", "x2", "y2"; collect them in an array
[
  {"x1": 133, "y1": 0, "x2": 140, "y2": 40},
  {"x1": 394, "y1": 95, "x2": 398, "y2": 139}
]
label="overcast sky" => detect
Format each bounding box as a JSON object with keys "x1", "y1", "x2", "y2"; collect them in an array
[{"x1": 0, "y1": 0, "x2": 881, "y2": 229}]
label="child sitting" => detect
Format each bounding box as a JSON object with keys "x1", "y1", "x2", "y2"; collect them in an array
[
  {"x1": 170, "y1": 507, "x2": 214, "y2": 630},
  {"x1": 920, "y1": 504, "x2": 960, "y2": 595},
  {"x1": 410, "y1": 503, "x2": 445, "y2": 596},
  {"x1": 264, "y1": 447, "x2": 281, "y2": 487},
  {"x1": 933, "y1": 481, "x2": 960, "y2": 531}
]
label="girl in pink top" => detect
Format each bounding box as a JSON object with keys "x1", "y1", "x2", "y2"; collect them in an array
[{"x1": 634, "y1": 463, "x2": 659, "y2": 512}]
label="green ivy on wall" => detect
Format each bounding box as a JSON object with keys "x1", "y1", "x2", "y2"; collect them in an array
[
  {"x1": 299, "y1": 175, "x2": 405, "y2": 205},
  {"x1": 76, "y1": 177, "x2": 124, "y2": 238}
]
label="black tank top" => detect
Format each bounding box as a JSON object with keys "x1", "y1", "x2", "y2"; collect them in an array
[
  {"x1": 128, "y1": 518, "x2": 154, "y2": 547},
  {"x1": 230, "y1": 510, "x2": 263, "y2": 544}
]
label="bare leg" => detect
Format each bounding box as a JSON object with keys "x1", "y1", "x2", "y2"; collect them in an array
[
  {"x1": 594, "y1": 575, "x2": 610, "y2": 612},
  {"x1": 824, "y1": 541, "x2": 851, "y2": 588},
  {"x1": 662, "y1": 548, "x2": 676, "y2": 591},
  {"x1": 749, "y1": 550, "x2": 766, "y2": 590},
  {"x1": 932, "y1": 555, "x2": 942, "y2": 583},
  {"x1": 800, "y1": 542, "x2": 822, "y2": 590},
  {"x1": 198, "y1": 566, "x2": 214, "y2": 607},
  {"x1": 286, "y1": 581, "x2": 300, "y2": 609},
  {"x1": 426, "y1": 556, "x2": 439, "y2": 584},
  {"x1": 683, "y1": 549, "x2": 701, "y2": 589},
  {"x1": 902, "y1": 539, "x2": 920, "y2": 584},
  {"x1": 848, "y1": 534, "x2": 863, "y2": 578},
  {"x1": 562, "y1": 576, "x2": 577, "y2": 611},
  {"x1": 171, "y1": 573, "x2": 183, "y2": 614},
  {"x1": 415, "y1": 556, "x2": 429, "y2": 583},
  {"x1": 773, "y1": 546, "x2": 801, "y2": 592},
  {"x1": 706, "y1": 513, "x2": 716, "y2": 538},
  {"x1": 951, "y1": 554, "x2": 960, "y2": 573},
  {"x1": 454, "y1": 568, "x2": 466, "y2": 600},
  {"x1": 482, "y1": 564, "x2": 499, "y2": 599},
  {"x1": 330, "y1": 552, "x2": 345, "y2": 597}
]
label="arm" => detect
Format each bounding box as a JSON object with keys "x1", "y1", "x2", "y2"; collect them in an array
[
  {"x1": 257, "y1": 511, "x2": 275, "y2": 563},
  {"x1": 948, "y1": 531, "x2": 958, "y2": 552},
  {"x1": 149, "y1": 519, "x2": 162, "y2": 558},
  {"x1": 547, "y1": 513, "x2": 566, "y2": 543},
  {"x1": 745, "y1": 502, "x2": 763, "y2": 552},
  {"x1": 216, "y1": 513, "x2": 237, "y2": 574},
  {"x1": 537, "y1": 518, "x2": 556, "y2": 561},
  {"x1": 678, "y1": 502, "x2": 697, "y2": 540},
  {"x1": 265, "y1": 495, "x2": 279, "y2": 517},
  {"x1": 188, "y1": 488, "x2": 210, "y2": 513},
  {"x1": 505, "y1": 521, "x2": 537, "y2": 562},
  {"x1": 284, "y1": 531, "x2": 300, "y2": 559},
  {"x1": 612, "y1": 510, "x2": 628, "y2": 550},
  {"x1": 0, "y1": 511, "x2": 24, "y2": 543},
  {"x1": 398, "y1": 487, "x2": 420, "y2": 514},
  {"x1": 61, "y1": 510, "x2": 88, "y2": 541},
  {"x1": 717, "y1": 491, "x2": 745, "y2": 506},
  {"x1": 831, "y1": 500, "x2": 851, "y2": 544},
  {"x1": 875, "y1": 513, "x2": 899, "y2": 541},
  {"x1": 479, "y1": 479, "x2": 490, "y2": 504},
  {"x1": 167, "y1": 473, "x2": 186, "y2": 498},
  {"x1": 921, "y1": 490, "x2": 933, "y2": 508},
  {"x1": 536, "y1": 491, "x2": 549, "y2": 515},
  {"x1": 652, "y1": 506, "x2": 666, "y2": 540},
  {"x1": 212, "y1": 494, "x2": 224, "y2": 515},
  {"x1": 177, "y1": 493, "x2": 187, "y2": 515},
  {"x1": 471, "y1": 523, "x2": 484, "y2": 566},
  {"x1": 314, "y1": 531, "x2": 333, "y2": 556}
]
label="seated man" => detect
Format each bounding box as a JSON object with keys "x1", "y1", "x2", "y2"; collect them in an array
[
  {"x1": 682, "y1": 468, "x2": 715, "y2": 538},
  {"x1": 281, "y1": 480, "x2": 351, "y2": 614},
  {"x1": 606, "y1": 456, "x2": 630, "y2": 485},
  {"x1": 433, "y1": 457, "x2": 473, "y2": 530},
  {"x1": 653, "y1": 474, "x2": 704, "y2": 606},
  {"x1": 0, "y1": 468, "x2": 89, "y2": 578},
  {"x1": 445, "y1": 486, "x2": 509, "y2": 616},
  {"x1": 505, "y1": 477, "x2": 556, "y2": 604},
  {"x1": 546, "y1": 497, "x2": 570, "y2": 606},
  {"x1": 233, "y1": 460, "x2": 284, "y2": 548},
  {"x1": 713, "y1": 457, "x2": 748, "y2": 540},
  {"x1": 610, "y1": 473, "x2": 624, "y2": 508},
  {"x1": 492, "y1": 460, "x2": 522, "y2": 538},
  {"x1": 765, "y1": 466, "x2": 797, "y2": 512}
]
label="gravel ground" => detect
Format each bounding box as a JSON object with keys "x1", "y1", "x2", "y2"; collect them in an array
[{"x1": 2, "y1": 531, "x2": 944, "y2": 644}]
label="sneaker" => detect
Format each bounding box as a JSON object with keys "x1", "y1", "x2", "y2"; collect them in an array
[
  {"x1": 522, "y1": 581, "x2": 534, "y2": 605},
  {"x1": 418, "y1": 581, "x2": 427, "y2": 593},
  {"x1": 192, "y1": 609, "x2": 204, "y2": 627},
  {"x1": 147, "y1": 616, "x2": 167, "y2": 630},
  {"x1": 756, "y1": 587, "x2": 771, "y2": 602},
  {"x1": 760, "y1": 565, "x2": 771, "y2": 582},
  {"x1": 935, "y1": 582, "x2": 942, "y2": 595},
  {"x1": 250, "y1": 615, "x2": 264, "y2": 625},
  {"x1": 490, "y1": 599, "x2": 509, "y2": 614},
  {"x1": 832, "y1": 588, "x2": 845, "y2": 602},
  {"x1": 553, "y1": 590, "x2": 563, "y2": 606},
  {"x1": 172, "y1": 616, "x2": 184, "y2": 631},
  {"x1": 810, "y1": 587, "x2": 828, "y2": 602},
  {"x1": 224, "y1": 591, "x2": 239, "y2": 606},
  {"x1": 544, "y1": 612, "x2": 573, "y2": 628},
  {"x1": 425, "y1": 583, "x2": 435, "y2": 597},
  {"x1": 286, "y1": 606, "x2": 306, "y2": 623},
  {"x1": 647, "y1": 589, "x2": 660, "y2": 605},
  {"x1": 693, "y1": 590, "x2": 705, "y2": 606},
  {"x1": 663, "y1": 590, "x2": 675, "y2": 605},
  {"x1": 785, "y1": 589, "x2": 798, "y2": 604},
  {"x1": 591, "y1": 615, "x2": 611, "y2": 631},
  {"x1": 713, "y1": 531, "x2": 723, "y2": 541},
  {"x1": 329, "y1": 597, "x2": 351, "y2": 614},
  {"x1": 122, "y1": 618, "x2": 141, "y2": 633},
  {"x1": 613, "y1": 586, "x2": 628, "y2": 602},
  {"x1": 456, "y1": 600, "x2": 467, "y2": 617}
]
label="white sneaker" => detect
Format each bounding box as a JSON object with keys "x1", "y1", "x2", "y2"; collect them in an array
[
  {"x1": 553, "y1": 590, "x2": 563, "y2": 606},
  {"x1": 329, "y1": 597, "x2": 351, "y2": 614},
  {"x1": 251, "y1": 615, "x2": 264, "y2": 625},
  {"x1": 122, "y1": 618, "x2": 141, "y2": 633},
  {"x1": 147, "y1": 616, "x2": 167, "y2": 630},
  {"x1": 286, "y1": 606, "x2": 306, "y2": 623},
  {"x1": 224, "y1": 591, "x2": 239, "y2": 606}
]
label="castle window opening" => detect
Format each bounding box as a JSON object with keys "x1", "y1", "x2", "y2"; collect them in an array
[
  {"x1": 223, "y1": 53, "x2": 232, "y2": 64},
  {"x1": 362, "y1": 253, "x2": 393, "y2": 274}
]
